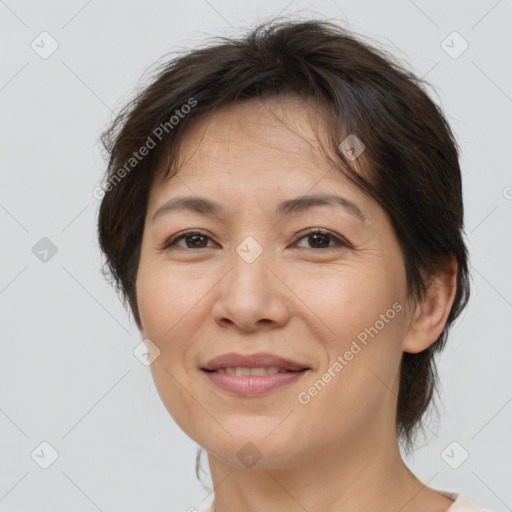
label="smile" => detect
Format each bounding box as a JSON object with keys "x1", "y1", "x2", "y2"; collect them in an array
[{"x1": 200, "y1": 352, "x2": 311, "y2": 396}]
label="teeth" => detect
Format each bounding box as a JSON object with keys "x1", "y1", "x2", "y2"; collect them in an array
[
  {"x1": 250, "y1": 367, "x2": 273, "y2": 376},
  {"x1": 215, "y1": 367, "x2": 282, "y2": 376}
]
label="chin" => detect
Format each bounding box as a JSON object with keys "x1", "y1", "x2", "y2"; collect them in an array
[
  {"x1": 207, "y1": 439, "x2": 305, "y2": 470},
  {"x1": 196, "y1": 418, "x2": 309, "y2": 470}
]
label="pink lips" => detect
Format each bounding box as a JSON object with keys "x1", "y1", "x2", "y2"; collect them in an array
[{"x1": 201, "y1": 352, "x2": 310, "y2": 397}]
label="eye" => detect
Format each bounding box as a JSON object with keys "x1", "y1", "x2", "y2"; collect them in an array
[
  {"x1": 161, "y1": 228, "x2": 348, "y2": 251},
  {"x1": 293, "y1": 228, "x2": 348, "y2": 250},
  {"x1": 162, "y1": 230, "x2": 216, "y2": 250}
]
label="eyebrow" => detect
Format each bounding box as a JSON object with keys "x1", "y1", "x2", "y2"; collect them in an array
[{"x1": 151, "y1": 193, "x2": 368, "y2": 224}]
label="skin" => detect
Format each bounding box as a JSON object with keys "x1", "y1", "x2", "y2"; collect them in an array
[{"x1": 135, "y1": 95, "x2": 458, "y2": 512}]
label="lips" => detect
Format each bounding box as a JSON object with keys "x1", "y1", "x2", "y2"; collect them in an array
[
  {"x1": 201, "y1": 352, "x2": 311, "y2": 396},
  {"x1": 201, "y1": 352, "x2": 310, "y2": 372}
]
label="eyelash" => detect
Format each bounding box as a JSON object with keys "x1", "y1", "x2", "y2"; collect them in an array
[{"x1": 161, "y1": 228, "x2": 350, "y2": 252}]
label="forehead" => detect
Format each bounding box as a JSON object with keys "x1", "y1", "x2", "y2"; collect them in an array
[
  {"x1": 152, "y1": 95, "x2": 365, "y2": 196},
  {"x1": 175, "y1": 95, "x2": 334, "y2": 173}
]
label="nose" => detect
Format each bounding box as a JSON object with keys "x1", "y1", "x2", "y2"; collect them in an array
[{"x1": 211, "y1": 245, "x2": 291, "y2": 333}]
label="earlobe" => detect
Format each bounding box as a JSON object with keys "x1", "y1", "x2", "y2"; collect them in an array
[{"x1": 402, "y1": 256, "x2": 458, "y2": 354}]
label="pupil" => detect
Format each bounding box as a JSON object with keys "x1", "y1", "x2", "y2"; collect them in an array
[
  {"x1": 189, "y1": 235, "x2": 206, "y2": 248},
  {"x1": 311, "y1": 234, "x2": 329, "y2": 248}
]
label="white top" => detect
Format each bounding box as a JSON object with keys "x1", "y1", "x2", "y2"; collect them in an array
[
  {"x1": 438, "y1": 491, "x2": 491, "y2": 511},
  {"x1": 198, "y1": 491, "x2": 490, "y2": 511}
]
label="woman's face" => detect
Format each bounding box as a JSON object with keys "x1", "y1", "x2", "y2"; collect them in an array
[{"x1": 136, "y1": 96, "x2": 415, "y2": 468}]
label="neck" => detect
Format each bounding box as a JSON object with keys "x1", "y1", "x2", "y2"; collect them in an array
[{"x1": 205, "y1": 421, "x2": 451, "y2": 512}]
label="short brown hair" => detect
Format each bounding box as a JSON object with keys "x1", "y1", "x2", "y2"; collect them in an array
[{"x1": 97, "y1": 18, "x2": 470, "y2": 449}]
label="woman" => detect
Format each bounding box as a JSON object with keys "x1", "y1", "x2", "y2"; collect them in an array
[{"x1": 97, "y1": 18, "x2": 488, "y2": 512}]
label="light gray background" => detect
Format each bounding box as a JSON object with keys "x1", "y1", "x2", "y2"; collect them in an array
[{"x1": 1, "y1": 1, "x2": 511, "y2": 511}]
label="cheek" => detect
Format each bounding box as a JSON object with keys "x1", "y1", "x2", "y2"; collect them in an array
[
  {"x1": 136, "y1": 264, "x2": 209, "y2": 342},
  {"x1": 298, "y1": 321, "x2": 404, "y2": 444},
  {"x1": 292, "y1": 259, "x2": 402, "y2": 345},
  {"x1": 324, "y1": 269, "x2": 406, "y2": 381},
  {"x1": 293, "y1": 264, "x2": 406, "y2": 421},
  {"x1": 136, "y1": 267, "x2": 208, "y2": 433}
]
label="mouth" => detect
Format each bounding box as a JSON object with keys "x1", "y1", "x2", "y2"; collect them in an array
[
  {"x1": 203, "y1": 366, "x2": 306, "y2": 375},
  {"x1": 200, "y1": 352, "x2": 311, "y2": 396},
  {"x1": 201, "y1": 352, "x2": 310, "y2": 372}
]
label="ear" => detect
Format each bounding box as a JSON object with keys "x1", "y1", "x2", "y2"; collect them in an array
[{"x1": 402, "y1": 255, "x2": 458, "y2": 354}]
